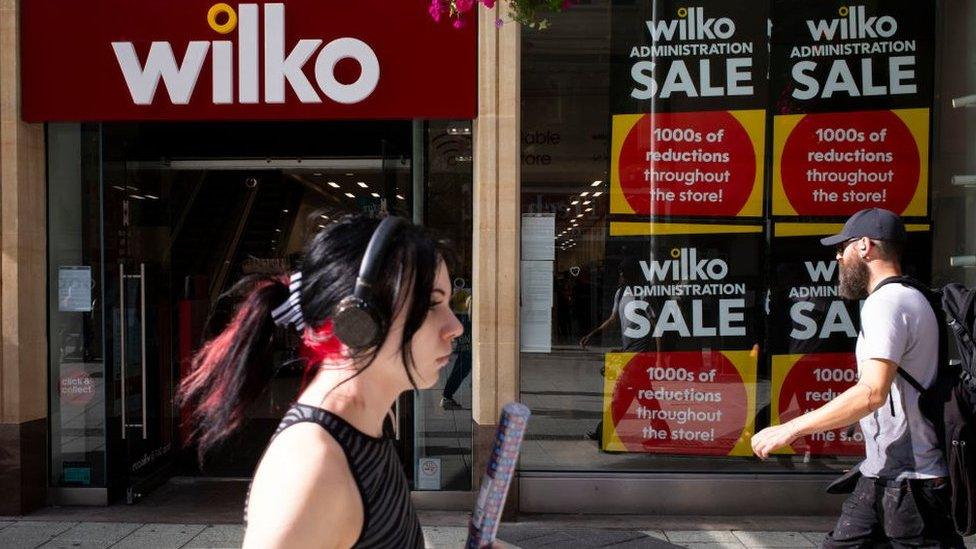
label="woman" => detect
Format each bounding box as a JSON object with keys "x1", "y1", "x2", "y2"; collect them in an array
[{"x1": 178, "y1": 215, "x2": 463, "y2": 548}]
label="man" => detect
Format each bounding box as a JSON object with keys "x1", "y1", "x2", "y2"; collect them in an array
[{"x1": 751, "y1": 208, "x2": 963, "y2": 548}]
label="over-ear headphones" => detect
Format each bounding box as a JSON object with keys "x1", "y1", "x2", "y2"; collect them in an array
[{"x1": 332, "y1": 216, "x2": 408, "y2": 350}]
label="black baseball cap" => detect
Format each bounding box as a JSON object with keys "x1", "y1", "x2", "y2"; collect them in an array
[{"x1": 820, "y1": 208, "x2": 907, "y2": 246}]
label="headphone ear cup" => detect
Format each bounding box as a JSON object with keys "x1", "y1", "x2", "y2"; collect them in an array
[{"x1": 333, "y1": 296, "x2": 384, "y2": 350}]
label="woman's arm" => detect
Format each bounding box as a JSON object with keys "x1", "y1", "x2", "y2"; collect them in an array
[
  {"x1": 243, "y1": 423, "x2": 363, "y2": 549},
  {"x1": 580, "y1": 310, "x2": 618, "y2": 349}
]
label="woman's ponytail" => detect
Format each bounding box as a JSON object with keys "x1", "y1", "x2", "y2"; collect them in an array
[{"x1": 177, "y1": 274, "x2": 290, "y2": 459}]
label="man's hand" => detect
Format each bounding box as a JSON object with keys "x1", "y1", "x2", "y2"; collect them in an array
[{"x1": 751, "y1": 423, "x2": 799, "y2": 459}]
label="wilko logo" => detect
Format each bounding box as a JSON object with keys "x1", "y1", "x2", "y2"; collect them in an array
[
  {"x1": 112, "y1": 3, "x2": 380, "y2": 106},
  {"x1": 640, "y1": 248, "x2": 730, "y2": 282},
  {"x1": 803, "y1": 260, "x2": 837, "y2": 282},
  {"x1": 646, "y1": 7, "x2": 736, "y2": 42},
  {"x1": 805, "y1": 5, "x2": 898, "y2": 41}
]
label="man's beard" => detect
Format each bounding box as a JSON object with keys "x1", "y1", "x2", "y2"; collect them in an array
[{"x1": 838, "y1": 256, "x2": 870, "y2": 300}]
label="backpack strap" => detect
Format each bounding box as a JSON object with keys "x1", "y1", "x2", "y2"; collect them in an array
[
  {"x1": 874, "y1": 275, "x2": 933, "y2": 298},
  {"x1": 897, "y1": 367, "x2": 926, "y2": 393},
  {"x1": 874, "y1": 276, "x2": 943, "y2": 396}
]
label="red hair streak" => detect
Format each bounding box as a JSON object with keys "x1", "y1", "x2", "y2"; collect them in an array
[{"x1": 298, "y1": 319, "x2": 346, "y2": 390}]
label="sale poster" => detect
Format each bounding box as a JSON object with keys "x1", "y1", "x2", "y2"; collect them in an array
[
  {"x1": 601, "y1": 223, "x2": 762, "y2": 455},
  {"x1": 770, "y1": 0, "x2": 934, "y2": 217},
  {"x1": 609, "y1": 1, "x2": 768, "y2": 218},
  {"x1": 767, "y1": 223, "x2": 932, "y2": 456}
]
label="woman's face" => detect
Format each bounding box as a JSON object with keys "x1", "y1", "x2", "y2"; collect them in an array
[
  {"x1": 411, "y1": 262, "x2": 464, "y2": 388},
  {"x1": 376, "y1": 261, "x2": 463, "y2": 390}
]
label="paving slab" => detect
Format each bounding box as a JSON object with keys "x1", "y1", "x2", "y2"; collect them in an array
[
  {"x1": 180, "y1": 524, "x2": 244, "y2": 549},
  {"x1": 37, "y1": 541, "x2": 114, "y2": 549},
  {"x1": 641, "y1": 529, "x2": 669, "y2": 542},
  {"x1": 732, "y1": 530, "x2": 815, "y2": 548},
  {"x1": 602, "y1": 536, "x2": 683, "y2": 548},
  {"x1": 423, "y1": 525, "x2": 468, "y2": 548},
  {"x1": 49, "y1": 522, "x2": 141, "y2": 545},
  {"x1": 110, "y1": 523, "x2": 207, "y2": 549},
  {"x1": 681, "y1": 542, "x2": 745, "y2": 549},
  {"x1": 666, "y1": 530, "x2": 742, "y2": 544},
  {"x1": 800, "y1": 531, "x2": 828, "y2": 544},
  {"x1": 0, "y1": 521, "x2": 77, "y2": 548}
]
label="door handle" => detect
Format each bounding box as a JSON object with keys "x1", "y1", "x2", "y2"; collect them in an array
[
  {"x1": 119, "y1": 264, "x2": 127, "y2": 440},
  {"x1": 140, "y1": 262, "x2": 147, "y2": 440},
  {"x1": 120, "y1": 263, "x2": 148, "y2": 440}
]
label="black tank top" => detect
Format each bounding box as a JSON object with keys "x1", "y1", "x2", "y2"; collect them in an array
[{"x1": 244, "y1": 403, "x2": 424, "y2": 549}]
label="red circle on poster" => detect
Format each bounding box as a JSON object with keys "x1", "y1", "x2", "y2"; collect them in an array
[
  {"x1": 618, "y1": 111, "x2": 756, "y2": 217},
  {"x1": 777, "y1": 353, "x2": 864, "y2": 456},
  {"x1": 609, "y1": 351, "x2": 748, "y2": 455},
  {"x1": 780, "y1": 110, "x2": 919, "y2": 215}
]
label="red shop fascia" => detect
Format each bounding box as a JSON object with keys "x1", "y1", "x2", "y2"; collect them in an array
[{"x1": 21, "y1": 0, "x2": 477, "y2": 122}]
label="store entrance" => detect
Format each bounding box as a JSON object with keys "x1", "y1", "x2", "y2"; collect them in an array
[{"x1": 100, "y1": 122, "x2": 415, "y2": 502}]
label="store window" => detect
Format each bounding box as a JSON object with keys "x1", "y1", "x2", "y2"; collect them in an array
[
  {"x1": 520, "y1": 0, "x2": 969, "y2": 474},
  {"x1": 48, "y1": 123, "x2": 106, "y2": 488}
]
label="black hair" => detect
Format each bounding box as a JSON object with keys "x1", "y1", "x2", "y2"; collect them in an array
[{"x1": 177, "y1": 214, "x2": 443, "y2": 458}]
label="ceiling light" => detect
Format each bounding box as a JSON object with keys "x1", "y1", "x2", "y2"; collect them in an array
[
  {"x1": 583, "y1": 200, "x2": 591, "y2": 205},
  {"x1": 580, "y1": 191, "x2": 589, "y2": 197},
  {"x1": 345, "y1": 192, "x2": 355, "y2": 198},
  {"x1": 576, "y1": 214, "x2": 584, "y2": 218},
  {"x1": 282, "y1": 209, "x2": 289, "y2": 213},
  {"x1": 144, "y1": 194, "x2": 159, "y2": 200},
  {"x1": 591, "y1": 180, "x2": 602, "y2": 187},
  {"x1": 345, "y1": 173, "x2": 355, "y2": 176},
  {"x1": 320, "y1": 214, "x2": 329, "y2": 219},
  {"x1": 571, "y1": 200, "x2": 580, "y2": 205},
  {"x1": 313, "y1": 172, "x2": 322, "y2": 176},
  {"x1": 318, "y1": 224, "x2": 326, "y2": 229},
  {"x1": 585, "y1": 207, "x2": 593, "y2": 212},
  {"x1": 593, "y1": 191, "x2": 603, "y2": 197},
  {"x1": 275, "y1": 229, "x2": 281, "y2": 232},
  {"x1": 357, "y1": 181, "x2": 368, "y2": 188},
  {"x1": 129, "y1": 195, "x2": 146, "y2": 200},
  {"x1": 112, "y1": 185, "x2": 125, "y2": 191},
  {"x1": 397, "y1": 194, "x2": 406, "y2": 200},
  {"x1": 328, "y1": 181, "x2": 340, "y2": 188},
  {"x1": 126, "y1": 186, "x2": 139, "y2": 191},
  {"x1": 371, "y1": 192, "x2": 380, "y2": 198}
]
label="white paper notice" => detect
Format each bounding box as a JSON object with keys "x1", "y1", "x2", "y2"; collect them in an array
[
  {"x1": 59, "y1": 266, "x2": 92, "y2": 312},
  {"x1": 520, "y1": 260, "x2": 553, "y2": 353},
  {"x1": 521, "y1": 214, "x2": 555, "y2": 261}
]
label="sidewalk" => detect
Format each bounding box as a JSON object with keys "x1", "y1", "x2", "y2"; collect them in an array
[{"x1": 1, "y1": 513, "x2": 973, "y2": 548}]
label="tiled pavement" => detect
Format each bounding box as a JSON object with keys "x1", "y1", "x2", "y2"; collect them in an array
[{"x1": 1, "y1": 519, "x2": 974, "y2": 549}]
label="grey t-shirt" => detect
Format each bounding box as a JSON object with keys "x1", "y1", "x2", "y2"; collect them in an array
[{"x1": 856, "y1": 283, "x2": 947, "y2": 480}]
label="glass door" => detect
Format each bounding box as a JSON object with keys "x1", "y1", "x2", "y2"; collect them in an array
[{"x1": 103, "y1": 162, "x2": 178, "y2": 503}]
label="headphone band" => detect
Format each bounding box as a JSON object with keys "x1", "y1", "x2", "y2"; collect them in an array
[{"x1": 354, "y1": 216, "x2": 408, "y2": 301}]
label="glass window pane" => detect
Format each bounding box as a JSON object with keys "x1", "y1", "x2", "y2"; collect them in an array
[{"x1": 48, "y1": 123, "x2": 106, "y2": 487}]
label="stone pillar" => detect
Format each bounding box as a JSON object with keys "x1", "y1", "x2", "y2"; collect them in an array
[
  {"x1": 0, "y1": 0, "x2": 49, "y2": 515},
  {"x1": 471, "y1": 3, "x2": 520, "y2": 504}
]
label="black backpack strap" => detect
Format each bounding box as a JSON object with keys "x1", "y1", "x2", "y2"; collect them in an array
[
  {"x1": 874, "y1": 275, "x2": 933, "y2": 297},
  {"x1": 874, "y1": 276, "x2": 942, "y2": 396},
  {"x1": 897, "y1": 367, "x2": 926, "y2": 394}
]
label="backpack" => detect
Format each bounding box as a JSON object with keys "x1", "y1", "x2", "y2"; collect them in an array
[{"x1": 874, "y1": 276, "x2": 976, "y2": 536}]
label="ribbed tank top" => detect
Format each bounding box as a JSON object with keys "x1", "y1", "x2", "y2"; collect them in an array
[{"x1": 244, "y1": 403, "x2": 424, "y2": 548}]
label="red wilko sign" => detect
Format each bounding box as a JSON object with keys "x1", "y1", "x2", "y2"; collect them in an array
[{"x1": 21, "y1": 1, "x2": 476, "y2": 121}]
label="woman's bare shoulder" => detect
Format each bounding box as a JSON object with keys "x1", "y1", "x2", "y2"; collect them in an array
[{"x1": 243, "y1": 422, "x2": 363, "y2": 549}]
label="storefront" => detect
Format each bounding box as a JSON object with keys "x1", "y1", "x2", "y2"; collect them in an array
[
  {"x1": 13, "y1": 0, "x2": 480, "y2": 509},
  {"x1": 1, "y1": 0, "x2": 974, "y2": 517},
  {"x1": 516, "y1": 0, "x2": 976, "y2": 515}
]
